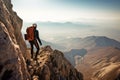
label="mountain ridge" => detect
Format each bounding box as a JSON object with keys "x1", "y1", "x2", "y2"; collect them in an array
[{"x1": 55, "y1": 36, "x2": 120, "y2": 50}]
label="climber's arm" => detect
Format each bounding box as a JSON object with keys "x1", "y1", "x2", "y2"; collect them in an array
[{"x1": 36, "y1": 30, "x2": 42, "y2": 45}]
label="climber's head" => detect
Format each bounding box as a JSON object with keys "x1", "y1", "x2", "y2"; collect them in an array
[{"x1": 33, "y1": 23, "x2": 37, "y2": 29}]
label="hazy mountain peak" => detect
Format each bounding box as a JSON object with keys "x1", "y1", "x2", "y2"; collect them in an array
[{"x1": 58, "y1": 36, "x2": 120, "y2": 50}]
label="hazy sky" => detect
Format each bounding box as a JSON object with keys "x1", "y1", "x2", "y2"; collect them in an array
[
  {"x1": 12, "y1": 0, "x2": 120, "y2": 23},
  {"x1": 11, "y1": 0, "x2": 120, "y2": 41}
]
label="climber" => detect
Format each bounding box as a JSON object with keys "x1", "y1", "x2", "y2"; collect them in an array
[{"x1": 25, "y1": 23, "x2": 42, "y2": 60}]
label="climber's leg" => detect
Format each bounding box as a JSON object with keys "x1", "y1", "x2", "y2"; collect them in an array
[
  {"x1": 34, "y1": 40, "x2": 40, "y2": 60},
  {"x1": 29, "y1": 41, "x2": 34, "y2": 59}
]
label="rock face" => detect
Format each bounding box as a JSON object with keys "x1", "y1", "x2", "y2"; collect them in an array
[
  {"x1": 27, "y1": 46, "x2": 83, "y2": 80},
  {"x1": 0, "y1": 0, "x2": 30, "y2": 80}
]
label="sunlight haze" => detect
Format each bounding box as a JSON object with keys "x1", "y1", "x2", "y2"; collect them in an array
[
  {"x1": 12, "y1": 0, "x2": 120, "y2": 23},
  {"x1": 11, "y1": 0, "x2": 120, "y2": 41}
]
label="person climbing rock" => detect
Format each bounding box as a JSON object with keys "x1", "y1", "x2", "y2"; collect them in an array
[{"x1": 25, "y1": 23, "x2": 42, "y2": 60}]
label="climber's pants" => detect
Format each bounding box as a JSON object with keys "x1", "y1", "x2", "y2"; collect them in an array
[{"x1": 29, "y1": 39, "x2": 40, "y2": 59}]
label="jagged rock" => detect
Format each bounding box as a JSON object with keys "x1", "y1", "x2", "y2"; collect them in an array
[
  {"x1": 27, "y1": 46, "x2": 83, "y2": 80},
  {"x1": 0, "y1": 0, "x2": 30, "y2": 80}
]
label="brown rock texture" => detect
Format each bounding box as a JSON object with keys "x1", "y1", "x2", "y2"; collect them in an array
[
  {"x1": 0, "y1": 0, "x2": 30, "y2": 80},
  {"x1": 76, "y1": 47, "x2": 120, "y2": 80},
  {"x1": 27, "y1": 46, "x2": 83, "y2": 80},
  {"x1": 92, "y1": 63, "x2": 120, "y2": 80}
]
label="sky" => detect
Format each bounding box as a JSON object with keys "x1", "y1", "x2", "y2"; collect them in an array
[
  {"x1": 11, "y1": 0, "x2": 120, "y2": 41},
  {"x1": 12, "y1": 0, "x2": 120, "y2": 23}
]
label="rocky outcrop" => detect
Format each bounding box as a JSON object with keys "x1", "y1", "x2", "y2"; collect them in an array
[
  {"x1": 0, "y1": 0, "x2": 30, "y2": 80},
  {"x1": 26, "y1": 46, "x2": 83, "y2": 80}
]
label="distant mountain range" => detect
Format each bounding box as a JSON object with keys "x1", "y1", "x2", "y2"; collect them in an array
[
  {"x1": 55, "y1": 36, "x2": 120, "y2": 50},
  {"x1": 24, "y1": 35, "x2": 120, "y2": 52},
  {"x1": 23, "y1": 21, "x2": 90, "y2": 28}
]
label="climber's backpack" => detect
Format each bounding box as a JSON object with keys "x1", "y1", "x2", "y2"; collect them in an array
[{"x1": 24, "y1": 26, "x2": 35, "y2": 41}]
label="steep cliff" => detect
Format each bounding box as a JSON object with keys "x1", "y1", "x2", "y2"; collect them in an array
[
  {"x1": 27, "y1": 46, "x2": 83, "y2": 80},
  {"x1": 0, "y1": 0, "x2": 30, "y2": 80}
]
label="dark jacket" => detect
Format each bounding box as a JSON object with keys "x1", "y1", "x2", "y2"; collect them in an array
[{"x1": 34, "y1": 29, "x2": 42, "y2": 45}]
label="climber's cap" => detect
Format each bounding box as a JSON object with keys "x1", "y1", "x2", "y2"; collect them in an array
[{"x1": 32, "y1": 23, "x2": 37, "y2": 27}]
